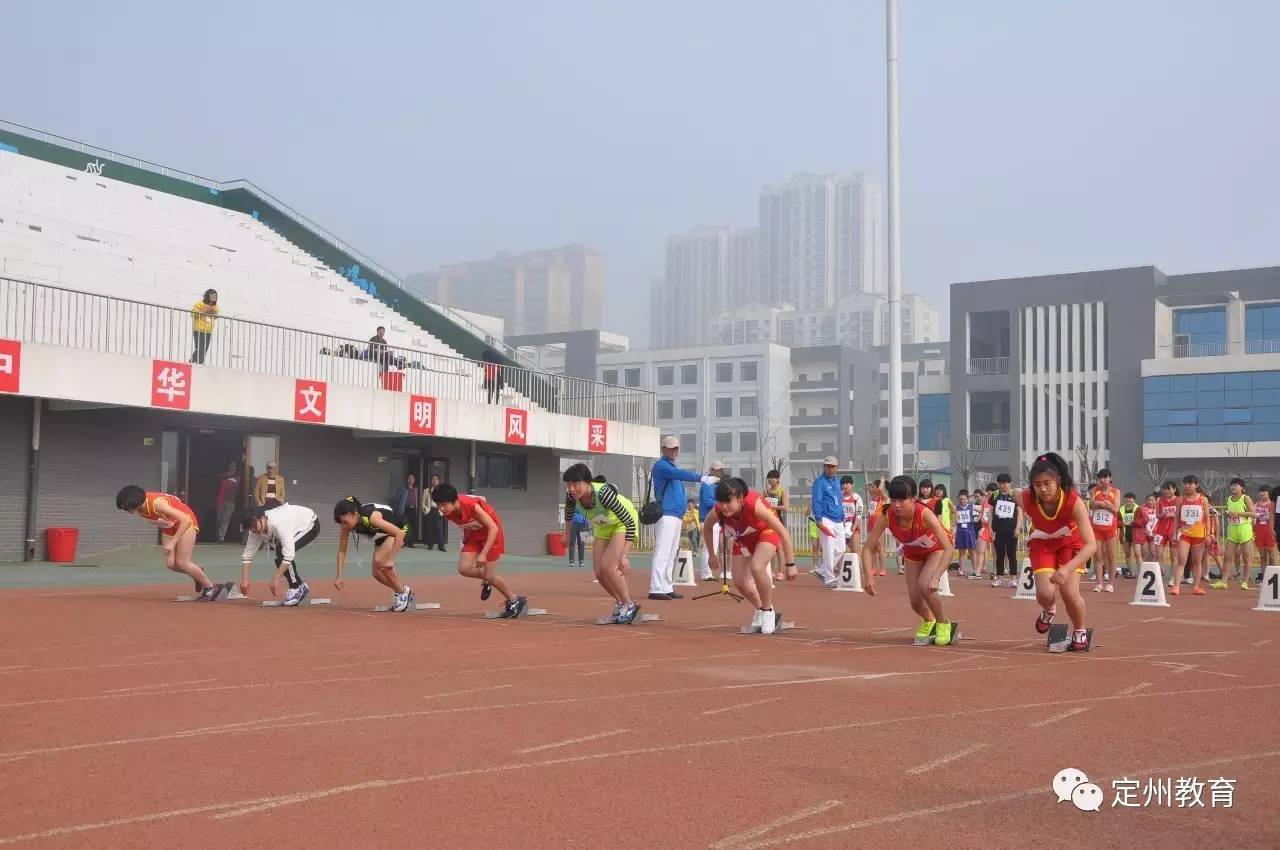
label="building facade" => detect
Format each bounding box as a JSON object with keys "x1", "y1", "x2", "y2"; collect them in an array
[
  {"x1": 651, "y1": 225, "x2": 757, "y2": 349},
  {"x1": 949, "y1": 265, "x2": 1280, "y2": 490},
  {"x1": 411, "y1": 245, "x2": 604, "y2": 337},
  {"x1": 787, "y1": 345, "x2": 879, "y2": 494},
  {"x1": 875, "y1": 342, "x2": 952, "y2": 476},
  {"x1": 879, "y1": 292, "x2": 941, "y2": 345}
]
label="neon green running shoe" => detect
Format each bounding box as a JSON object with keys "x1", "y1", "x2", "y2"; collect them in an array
[
  {"x1": 1210, "y1": 580, "x2": 1228, "y2": 590},
  {"x1": 934, "y1": 621, "x2": 954, "y2": 647},
  {"x1": 913, "y1": 619, "x2": 937, "y2": 645},
  {"x1": 1240, "y1": 581, "x2": 1250, "y2": 591}
]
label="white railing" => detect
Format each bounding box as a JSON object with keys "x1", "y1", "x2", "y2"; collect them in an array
[
  {"x1": 0, "y1": 277, "x2": 655, "y2": 426},
  {"x1": 967, "y1": 356, "x2": 1010, "y2": 375},
  {"x1": 967, "y1": 432, "x2": 1010, "y2": 451}
]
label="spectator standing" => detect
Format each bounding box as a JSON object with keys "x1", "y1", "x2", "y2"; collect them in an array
[
  {"x1": 811, "y1": 456, "x2": 844, "y2": 587},
  {"x1": 568, "y1": 504, "x2": 588, "y2": 568},
  {"x1": 253, "y1": 462, "x2": 286, "y2": 509},
  {"x1": 422, "y1": 473, "x2": 449, "y2": 551},
  {"x1": 215, "y1": 461, "x2": 240, "y2": 543},
  {"x1": 368, "y1": 326, "x2": 389, "y2": 372},
  {"x1": 698, "y1": 460, "x2": 725, "y2": 580},
  {"x1": 190, "y1": 289, "x2": 219, "y2": 364},
  {"x1": 480, "y1": 347, "x2": 504, "y2": 404},
  {"x1": 395, "y1": 473, "x2": 420, "y2": 548},
  {"x1": 649, "y1": 436, "x2": 713, "y2": 600},
  {"x1": 682, "y1": 499, "x2": 700, "y2": 553}
]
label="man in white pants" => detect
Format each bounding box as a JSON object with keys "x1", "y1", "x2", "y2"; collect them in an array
[
  {"x1": 698, "y1": 460, "x2": 726, "y2": 580},
  {"x1": 810, "y1": 456, "x2": 845, "y2": 589},
  {"x1": 648, "y1": 436, "x2": 711, "y2": 600}
]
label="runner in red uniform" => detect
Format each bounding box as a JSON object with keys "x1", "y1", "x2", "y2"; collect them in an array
[
  {"x1": 706, "y1": 478, "x2": 796, "y2": 635},
  {"x1": 115, "y1": 485, "x2": 220, "y2": 599},
  {"x1": 1088, "y1": 469, "x2": 1121, "y2": 593},
  {"x1": 1153, "y1": 481, "x2": 1181, "y2": 581},
  {"x1": 973, "y1": 486, "x2": 994, "y2": 579},
  {"x1": 866, "y1": 478, "x2": 890, "y2": 577},
  {"x1": 862, "y1": 475, "x2": 957, "y2": 646},
  {"x1": 432, "y1": 483, "x2": 528, "y2": 618},
  {"x1": 1131, "y1": 493, "x2": 1155, "y2": 562},
  {"x1": 1255, "y1": 486, "x2": 1278, "y2": 573},
  {"x1": 1014, "y1": 453, "x2": 1097, "y2": 651}
]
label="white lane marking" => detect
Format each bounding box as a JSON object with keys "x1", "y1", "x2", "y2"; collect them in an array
[
  {"x1": 579, "y1": 663, "x2": 653, "y2": 677},
  {"x1": 102, "y1": 678, "x2": 217, "y2": 693},
  {"x1": 1029, "y1": 707, "x2": 1089, "y2": 728},
  {"x1": 702, "y1": 697, "x2": 783, "y2": 717},
  {"x1": 310, "y1": 659, "x2": 400, "y2": 672},
  {"x1": 709, "y1": 800, "x2": 843, "y2": 849},
  {"x1": 514, "y1": 729, "x2": 629, "y2": 755},
  {"x1": 424, "y1": 685, "x2": 514, "y2": 699},
  {"x1": 0, "y1": 674, "x2": 401, "y2": 709},
  {"x1": 904, "y1": 742, "x2": 988, "y2": 775},
  {"x1": 1114, "y1": 682, "x2": 1154, "y2": 696}
]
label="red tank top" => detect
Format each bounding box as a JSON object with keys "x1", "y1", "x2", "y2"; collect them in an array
[
  {"x1": 1156, "y1": 495, "x2": 1180, "y2": 526},
  {"x1": 1021, "y1": 488, "x2": 1081, "y2": 547},
  {"x1": 719, "y1": 491, "x2": 771, "y2": 541},
  {"x1": 137, "y1": 491, "x2": 198, "y2": 532},
  {"x1": 885, "y1": 502, "x2": 943, "y2": 561},
  {"x1": 446, "y1": 493, "x2": 501, "y2": 532}
]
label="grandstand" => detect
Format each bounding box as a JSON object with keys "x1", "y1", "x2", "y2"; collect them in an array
[{"x1": 0, "y1": 121, "x2": 656, "y2": 559}]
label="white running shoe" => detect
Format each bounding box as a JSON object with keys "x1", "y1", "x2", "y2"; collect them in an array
[
  {"x1": 1093, "y1": 584, "x2": 1103, "y2": 593},
  {"x1": 990, "y1": 578, "x2": 1000, "y2": 588},
  {"x1": 392, "y1": 587, "x2": 413, "y2": 612},
  {"x1": 1104, "y1": 583, "x2": 1114, "y2": 593},
  {"x1": 283, "y1": 583, "x2": 310, "y2": 607},
  {"x1": 760, "y1": 609, "x2": 777, "y2": 636},
  {"x1": 750, "y1": 609, "x2": 764, "y2": 629}
]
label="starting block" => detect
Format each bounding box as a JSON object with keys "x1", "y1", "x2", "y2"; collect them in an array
[
  {"x1": 261, "y1": 594, "x2": 333, "y2": 608},
  {"x1": 485, "y1": 607, "x2": 548, "y2": 619},
  {"x1": 1047, "y1": 623, "x2": 1093, "y2": 653},
  {"x1": 372, "y1": 601, "x2": 442, "y2": 612},
  {"x1": 175, "y1": 581, "x2": 246, "y2": 602}
]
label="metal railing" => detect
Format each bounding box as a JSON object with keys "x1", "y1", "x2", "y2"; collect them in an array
[
  {"x1": 0, "y1": 118, "x2": 540, "y2": 373},
  {"x1": 967, "y1": 432, "x2": 1011, "y2": 451},
  {"x1": 1153, "y1": 339, "x2": 1280, "y2": 358},
  {"x1": 966, "y1": 356, "x2": 1010, "y2": 375},
  {"x1": 0, "y1": 277, "x2": 655, "y2": 426}
]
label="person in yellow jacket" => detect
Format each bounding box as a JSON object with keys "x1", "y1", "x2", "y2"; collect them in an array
[{"x1": 190, "y1": 289, "x2": 220, "y2": 364}]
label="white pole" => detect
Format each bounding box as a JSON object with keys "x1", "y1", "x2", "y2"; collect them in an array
[{"x1": 886, "y1": 0, "x2": 904, "y2": 477}]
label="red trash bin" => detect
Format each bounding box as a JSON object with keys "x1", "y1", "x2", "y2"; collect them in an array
[
  {"x1": 47, "y1": 527, "x2": 79, "y2": 563},
  {"x1": 546, "y1": 532, "x2": 566, "y2": 556},
  {"x1": 380, "y1": 371, "x2": 404, "y2": 392}
]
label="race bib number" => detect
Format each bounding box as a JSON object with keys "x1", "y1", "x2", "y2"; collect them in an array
[
  {"x1": 904, "y1": 534, "x2": 937, "y2": 550},
  {"x1": 994, "y1": 500, "x2": 1016, "y2": 519},
  {"x1": 957, "y1": 508, "x2": 972, "y2": 525},
  {"x1": 1230, "y1": 513, "x2": 1249, "y2": 526},
  {"x1": 1181, "y1": 504, "x2": 1203, "y2": 525},
  {"x1": 843, "y1": 502, "x2": 857, "y2": 520},
  {"x1": 1091, "y1": 509, "x2": 1113, "y2": 526},
  {"x1": 1146, "y1": 516, "x2": 1158, "y2": 534},
  {"x1": 764, "y1": 495, "x2": 780, "y2": 508},
  {"x1": 589, "y1": 514, "x2": 611, "y2": 527},
  {"x1": 1152, "y1": 533, "x2": 1165, "y2": 546}
]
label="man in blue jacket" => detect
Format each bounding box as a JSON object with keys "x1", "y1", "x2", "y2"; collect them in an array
[
  {"x1": 811, "y1": 456, "x2": 843, "y2": 588},
  {"x1": 649, "y1": 435, "x2": 710, "y2": 599},
  {"x1": 697, "y1": 460, "x2": 725, "y2": 580}
]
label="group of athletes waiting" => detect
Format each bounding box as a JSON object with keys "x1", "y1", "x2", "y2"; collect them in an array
[{"x1": 112, "y1": 451, "x2": 1276, "y2": 653}]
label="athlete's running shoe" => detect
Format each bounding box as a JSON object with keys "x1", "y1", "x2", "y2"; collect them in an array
[
  {"x1": 1093, "y1": 584, "x2": 1103, "y2": 593},
  {"x1": 480, "y1": 581, "x2": 492, "y2": 601},
  {"x1": 1069, "y1": 630, "x2": 1090, "y2": 651},
  {"x1": 1240, "y1": 581, "x2": 1251, "y2": 591},
  {"x1": 618, "y1": 603, "x2": 640, "y2": 625},
  {"x1": 393, "y1": 587, "x2": 413, "y2": 612},
  {"x1": 599, "y1": 602, "x2": 623, "y2": 625},
  {"x1": 1169, "y1": 585, "x2": 1180, "y2": 597},
  {"x1": 934, "y1": 622, "x2": 954, "y2": 646},
  {"x1": 990, "y1": 578, "x2": 1000, "y2": 588},
  {"x1": 1104, "y1": 583, "x2": 1114, "y2": 593},
  {"x1": 1035, "y1": 609, "x2": 1054, "y2": 634},
  {"x1": 197, "y1": 584, "x2": 220, "y2": 601},
  {"x1": 507, "y1": 596, "x2": 529, "y2": 619},
  {"x1": 284, "y1": 583, "x2": 310, "y2": 607},
  {"x1": 1210, "y1": 580, "x2": 1228, "y2": 590},
  {"x1": 1193, "y1": 586, "x2": 1207, "y2": 596},
  {"x1": 760, "y1": 609, "x2": 779, "y2": 636},
  {"x1": 750, "y1": 608, "x2": 764, "y2": 630},
  {"x1": 914, "y1": 619, "x2": 937, "y2": 645}
]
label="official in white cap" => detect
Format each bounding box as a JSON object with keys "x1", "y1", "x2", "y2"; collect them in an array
[
  {"x1": 649, "y1": 436, "x2": 716, "y2": 599},
  {"x1": 698, "y1": 460, "x2": 726, "y2": 580},
  {"x1": 810, "y1": 456, "x2": 845, "y2": 588}
]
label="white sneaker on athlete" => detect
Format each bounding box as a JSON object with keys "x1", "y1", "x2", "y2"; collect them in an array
[
  {"x1": 393, "y1": 587, "x2": 413, "y2": 612},
  {"x1": 283, "y1": 583, "x2": 311, "y2": 607},
  {"x1": 1104, "y1": 583, "x2": 1114, "y2": 593},
  {"x1": 750, "y1": 608, "x2": 763, "y2": 630},
  {"x1": 1093, "y1": 584, "x2": 1103, "y2": 593},
  {"x1": 760, "y1": 609, "x2": 778, "y2": 636}
]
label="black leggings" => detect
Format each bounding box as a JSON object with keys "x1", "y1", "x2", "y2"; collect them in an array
[
  {"x1": 275, "y1": 519, "x2": 320, "y2": 588},
  {"x1": 994, "y1": 534, "x2": 1018, "y2": 576}
]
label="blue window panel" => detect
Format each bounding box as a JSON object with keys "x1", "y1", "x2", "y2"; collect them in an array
[
  {"x1": 1196, "y1": 390, "x2": 1224, "y2": 409},
  {"x1": 1195, "y1": 373, "x2": 1225, "y2": 390},
  {"x1": 1169, "y1": 392, "x2": 1197, "y2": 410},
  {"x1": 1144, "y1": 377, "x2": 1170, "y2": 394},
  {"x1": 1198, "y1": 408, "x2": 1224, "y2": 426},
  {"x1": 1253, "y1": 424, "x2": 1280, "y2": 441},
  {"x1": 1252, "y1": 371, "x2": 1280, "y2": 390},
  {"x1": 1167, "y1": 410, "x2": 1198, "y2": 426},
  {"x1": 1224, "y1": 390, "x2": 1253, "y2": 407},
  {"x1": 1169, "y1": 375, "x2": 1199, "y2": 394},
  {"x1": 1254, "y1": 389, "x2": 1277, "y2": 407},
  {"x1": 1145, "y1": 392, "x2": 1169, "y2": 411},
  {"x1": 1171, "y1": 425, "x2": 1200, "y2": 441},
  {"x1": 1222, "y1": 408, "x2": 1253, "y2": 424},
  {"x1": 1225, "y1": 424, "x2": 1253, "y2": 441},
  {"x1": 1225, "y1": 373, "x2": 1252, "y2": 391},
  {"x1": 1143, "y1": 409, "x2": 1169, "y2": 427},
  {"x1": 1254, "y1": 406, "x2": 1280, "y2": 424},
  {"x1": 1195, "y1": 425, "x2": 1225, "y2": 442},
  {"x1": 1144, "y1": 427, "x2": 1170, "y2": 443}
]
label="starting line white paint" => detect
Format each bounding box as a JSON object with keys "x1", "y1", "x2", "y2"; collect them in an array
[
  {"x1": 709, "y1": 800, "x2": 843, "y2": 850},
  {"x1": 262, "y1": 597, "x2": 333, "y2": 607},
  {"x1": 1028, "y1": 707, "x2": 1090, "y2": 727},
  {"x1": 372, "y1": 602, "x2": 442, "y2": 612},
  {"x1": 702, "y1": 696, "x2": 783, "y2": 717},
  {"x1": 310, "y1": 659, "x2": 400, "y2": 672},
  {"x1": 484, "y1": 608, "x2": 548, "y2": 619},
  {"x1": 1114, "y1": 681, "x2": 1154, "y2": 696},
  {"x1": 101, "y1": 678, "x2": 217, "y2": 693},
  {"x1": 423, "y1": 684, "x2": 514, "y2": 700},
  {"x1": 514, "y1": 728, "x2": 629, "y2": 755},
  {"x1": 904, "y1": 742, "x2": 988, "y2": 775},
  {"x1": 578, "y1": 663, "x2": 653, "y2": 677}
]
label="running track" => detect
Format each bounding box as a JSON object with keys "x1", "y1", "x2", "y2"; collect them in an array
[{"x1": 0, "y1": 569, "x2": 1276, "y2": 849}]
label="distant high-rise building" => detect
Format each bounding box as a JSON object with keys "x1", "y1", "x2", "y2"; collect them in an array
[
  {"x1": 757, "y1": 172, "x2": 883, "y2": 310},
  {"x1": 880, "y1": 292, "x2": 942, "y2": 345},
  {"x1": 651, "y1": 225, "x2": 756, "y2": 348},
  {"x1": 409, "y1": 244, "x2": 603, "y2": 336}
]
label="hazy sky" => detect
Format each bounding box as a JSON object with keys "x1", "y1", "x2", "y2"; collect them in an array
[{"x1": 5, "y1": 1, "x2": 1277, "y2": 344}]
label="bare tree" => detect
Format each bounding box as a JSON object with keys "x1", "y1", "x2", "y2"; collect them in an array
[
  {"x1": 851, "y1": 434, "x2": 881, "y2": 488},
  {"x1": 631, "y1": 459, "x2": 652, "y2": 505},
  {"x1": 947, "y1": 434, "x2": 984, "y2": 493},
  {"x1": 752, "y1": 392, "x2": 790, "y2": 486},
  {"x1": 1225, "y1": 441, "x2": 1253, "y2": 483},
  {"x1": 1073, "y1": 443, "x2": 1100, "y2": 484},
  {"x1": 1198, "y1": 467, "x2": 1228, "y2": 504},
  {"x1": 1138, "y1": 460, "x2": 1167, "y2": 495}
]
